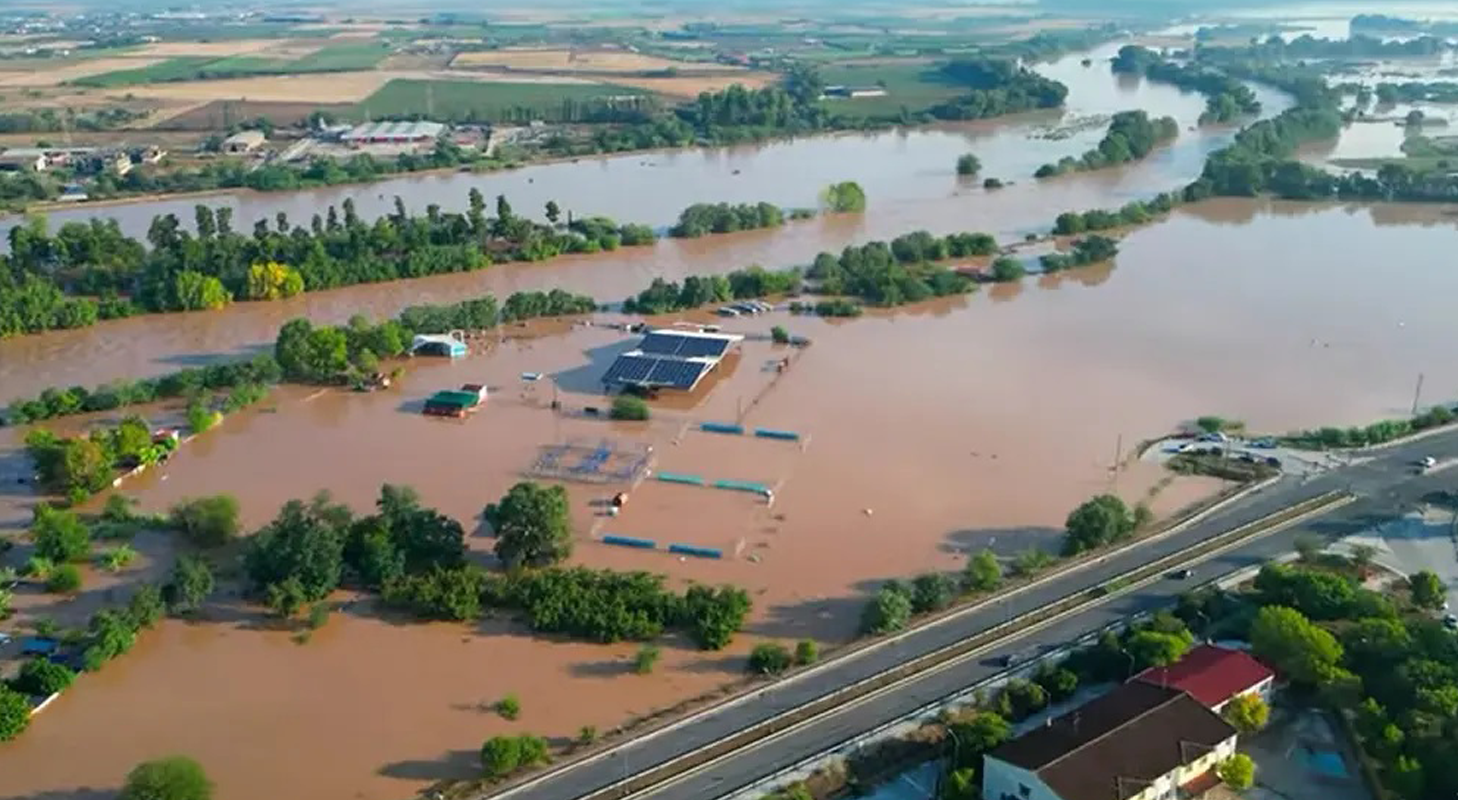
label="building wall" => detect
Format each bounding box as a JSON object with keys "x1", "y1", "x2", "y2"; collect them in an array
[
  {"x1": 982, "y1": 757, "x2": 1062, "y2": 800},
  {"x1": 1209, "y1": 677, "x2": 1275, "y2": 714},
  {"x1": 1127, "y1": 734, "x2": 1237, "y2": 800}
]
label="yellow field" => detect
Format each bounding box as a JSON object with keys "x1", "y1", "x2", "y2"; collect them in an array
[
  {"x1": 451, "y1": 48, "x2": 738, "y2": 73},
  {"x1": 132, "y1": 40, "x2": 283, "y2": 57},
  {"x1": 0, "y1": 58, "x2": 165, "y2": 86},
  {"x1": 607, "y1": 72, "x2": 780, "y2": 97}
]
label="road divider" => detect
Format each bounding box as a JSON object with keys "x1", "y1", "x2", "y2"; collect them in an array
[{"x1": 551, "y1": 490, "x2": 1355, "y2": 800}]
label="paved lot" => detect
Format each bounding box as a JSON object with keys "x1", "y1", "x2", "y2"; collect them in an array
[
  {"x1": 1339, "y1": 504, "x2": 1458, "y2": 612},
  {"x1": 1244, "y1": 705, "x2": 1371, "y2": 800},
  {"x1": 492, "y1": 429, "x2": 1458, "y2": 800}
]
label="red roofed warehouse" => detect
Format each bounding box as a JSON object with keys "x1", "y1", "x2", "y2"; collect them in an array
[{"x1": 1134, "y1": 644, "x2": 1275, "y2": 712}]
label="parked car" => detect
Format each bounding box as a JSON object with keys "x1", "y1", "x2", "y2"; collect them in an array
[{"x1": 1251, "y1": 437, "x2": 1277, "y2": 449}]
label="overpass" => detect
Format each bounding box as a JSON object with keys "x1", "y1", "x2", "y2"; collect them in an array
[{"x1": 480, "y1": 430, "x2": 1458, "y2": 800}]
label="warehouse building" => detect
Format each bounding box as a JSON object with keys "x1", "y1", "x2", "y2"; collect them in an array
[{"x1": 341, "y1": 121, "x2": 446, "y2": 145}]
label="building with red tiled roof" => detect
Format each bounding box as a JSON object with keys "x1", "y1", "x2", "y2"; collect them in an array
[{"x1": 1134, "y1": 644, "x2": 1275, "y2": 712}]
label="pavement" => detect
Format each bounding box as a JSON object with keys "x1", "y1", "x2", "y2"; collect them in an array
[
  {"x1": 488, "y1": 430, "x2": 1458, "y2": 800},
  {"x1": 1338, "y1": 504, "x2": 1458, "y2": 613}
]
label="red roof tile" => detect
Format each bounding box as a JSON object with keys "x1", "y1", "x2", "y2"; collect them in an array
[{"x1": 1134, "y1": 644, "x2": 1274, "y2": 708}]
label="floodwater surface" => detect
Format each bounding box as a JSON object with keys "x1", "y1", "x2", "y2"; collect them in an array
[{"x1": 3, "y1": 200, "x2": 1458, "y2": 800}]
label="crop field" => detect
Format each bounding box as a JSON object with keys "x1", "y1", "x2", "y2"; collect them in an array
[
  {"x1": 451, "y1": 47, "x2": 734, "y2": 73},
  {"x1": 71, "y1": 43, "x2": 392, "y2": 88},
  {"x1": 123, "y1": 71, "x2": 396, "y2": 103},
  {"x1": 132, "y1": 39, "x2": 282, "y2": 58},
  {"x1": 606, "y1": 72, "x2": 779, "y2": 96},
  {"x1": 355, "y1": 78, "x2": 651, "y2": 122},
  {"x1": 0, "y1": 57, "x2": 167, "y2": 87},
  {"x1": 157, "y1": 99, "x2": 355, "y2": 130},
  {"x1": 816, "y1": 59, "x2": 965, "y2": 118}
]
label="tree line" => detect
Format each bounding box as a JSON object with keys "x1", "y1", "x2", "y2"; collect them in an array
[
  {"x1": 0, "y1": 189, "x2": 655, "y2": 338},
  {"x1": 1110, "y1": 45, "x2": 1261, "y2": 124},
  {"x1": 1035, "y1": 110, "x2": 1178, "y2": 178}
]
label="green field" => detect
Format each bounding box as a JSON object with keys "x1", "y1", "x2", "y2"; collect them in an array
[
  {"x1": 816, "y1": 60, "x2": 964, "y2": 119},
  {"x1": 72, "y1": 43, "x2": 391, "y2": 87},
  {"x1": 354, "y1": 79, "x2": 652, "y2": 123}
]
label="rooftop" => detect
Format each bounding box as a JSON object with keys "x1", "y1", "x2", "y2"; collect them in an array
[
  {"x1": 343, "y1": 120, "x2": 446, "y2": 140},
  {"x1": 224, "y1": 130, "x2": 266, "y2": 144},
  {"x1": 990, "y1": 682, "x2": 1237, "y2": 800},
  {"x1": 1134, "y1": 644, "x2": 1275, "y2": 708},
  {"x1": 602, "y1": 328, "x2": 744, "y2": 391}
]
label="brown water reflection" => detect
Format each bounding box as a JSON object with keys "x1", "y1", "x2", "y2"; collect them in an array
[{"x1": 3, "y1": 201, "x2": 1458, "y2": 799}]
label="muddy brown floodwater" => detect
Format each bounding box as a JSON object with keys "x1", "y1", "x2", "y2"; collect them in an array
[{"x1": 3, "y1": 196, "x2": 1458, "y2": 800}]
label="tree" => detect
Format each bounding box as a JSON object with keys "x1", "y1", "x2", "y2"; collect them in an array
[
  {"x1": 990, "y1": 257, "x2": 1025, "y2": 282},
  {"x1": 771, "y1": 325, "x2": 790, "y2": 344},
  {"x1": 164, "y1": 555, "x2": 215, "y2": 615},
  {"x1": 948, "y1": 711, "x2": 1011, "y2": 760},
  {"x1": 244, "y1": 494, "x2": 350, "y2": 602},
  {"x1": 545, "y1": 200, "x2": 561, "y2": 225},
  {"x1": 1221, "y1": 693, "x2": 1270, "y2": 734},
  {"x1": 1348, "y1": 543, "x2": 1378, "y2": 575},
  {"x1": 956, "y1": 153, "x2": 982, "y2": 175},
  {"x1": 1126, "y1": 629, "x2": 1191, "y2": 669},
  {"x1": 1063, "y1": 494, "x2": 1135, "y2": 555},
  {"x1": 634, "y1": 644, "x2": 661, "y2": 674},
  {"x1": 748, "y1": 642, "x2": 794, "y2": 675},
  {"x1": 13, "y1": 657, "x2": 75, "y2": 695},
  {"x1": 128, "y1": 583, "x2": 165, "y2": 629},
  {"x1": 495, "y1": 694, "x2": 521, "y2": 720},
  {"x1": 910, "y1": 572, "x2": 956, "y2": 613},
  {"x1": 1249, "y1": 605, "x2": 1343, "y2": 686},
  {"x1": 1216, "y1": 753, "x2": 1255, "y2": 790},
  {"x1": 173, "y1": 271, "x2": 230, "y2": 311},
  {"x1": 46, "y1": 563, "x2": 82, "y2": 593},
  {"x1": 1409, "y1": 570, "x2": 1446, "y2": 610},
  {"x1": 169, "y1": 495, "x2": 240, "y2": 548},
  {"x1": 609, "y1": 395, "x2": 650, "y2": 421},
  {"x1": 244, "y1": 261, "x2": 304, "y2": 301},
  {"x1": 31, "y1": 505, "x2": 91, "y2": 563},
  {"x1": 681, "y1": 584, "x2": 751, "y2": 650},
  {"x1": 821, "y1": 181, "x2": 867, "y2": 213},
  {"x1": 795, "y1": 639, "x2": 819, "y2": 665},
  {"x1": 485, "y1": 482, "x2": 573, "y2": 569},
  {"x1": 860, "y1": 583, "x2": 913, "y2": 635},
  {"x1": 121, "y1": 756, "x2": 214, "y2": 800},
  {"x1": 0, "y1": 686, "x2": 30, "y2": 741},
  {"x1": 963, "y1": 549, "x2": 1002, "y2": 593}
]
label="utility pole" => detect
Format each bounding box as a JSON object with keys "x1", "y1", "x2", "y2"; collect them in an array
[
  {"x1": 1412, "y1": 372, "x2": 1425, "y2": 416},
  {"x1": 1110, "y1": 433, "x2": 1123, "y2": 491}
]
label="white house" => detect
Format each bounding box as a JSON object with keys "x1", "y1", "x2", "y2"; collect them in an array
[{"x1": 983, "y1": 682, "x2": 1237, "y2": 800}]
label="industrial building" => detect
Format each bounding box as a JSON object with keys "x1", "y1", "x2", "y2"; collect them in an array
[{"x1": 341, "y1": 121, "x2": 446, "y2": 145}]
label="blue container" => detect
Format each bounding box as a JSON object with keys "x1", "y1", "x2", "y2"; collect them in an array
[
  {"x1": 602, "y1": 535, "x2": 657, "y2": 549},
  {"x1": 668, "y1": 544, "x2": 723, "y2": 559},
  {"x1": 700, "y1": 422, "x2": 745, "y2": 435},
  {"x1": 657, "y1": 472, "x2": 705, "y2": 485},
  {"x1": 713, "y1": 479, "x2": 769, "y2": 494},
  {"x1": 753, "y1": 428, "x2": 800, "y2": 441}
]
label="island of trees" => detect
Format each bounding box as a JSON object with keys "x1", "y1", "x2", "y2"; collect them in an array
[{"x1": 1034, "y1": 110, "x2": 1178, "y2": 177}]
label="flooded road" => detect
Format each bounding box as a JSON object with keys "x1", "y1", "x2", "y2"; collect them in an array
[{"x1": 4, "y1": 198, "x2": 1458, "y2": 800}]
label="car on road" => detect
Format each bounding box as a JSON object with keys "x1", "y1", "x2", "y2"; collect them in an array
[
  {"x1": 1170, "y1": 568, "x2": 1194, "y2": 580},
  {"x1": 1250, "y1": 437, "x2": 1277, "y2": 449}
]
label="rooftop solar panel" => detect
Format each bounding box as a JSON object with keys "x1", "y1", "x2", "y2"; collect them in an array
[
  {"x1": 674, "y1": 337, "x2": 731, "y2": 358},
  {"x1": 602, "y1": 354, "x2": 656, "y2": 384},
  {"x1": 638, "y1": 333, "x2": 684, "y2": 355},
  {"x1": 648, "y1": 359, "x2": 709, "y2": 390}
]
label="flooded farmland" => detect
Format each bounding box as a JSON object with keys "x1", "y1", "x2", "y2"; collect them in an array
[{"x1": 4, "y1": 24, "x2": 1458, "y2": 800}]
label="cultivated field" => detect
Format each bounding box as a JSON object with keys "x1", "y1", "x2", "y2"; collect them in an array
[
  {"x1": 608, "y1": 72, "x2": 780, "y2": 96},
  {"x1": 451, "y1": 47, "x2": 735, "y2": 73},
  {"x1": 355, "y1": 78, "x2": 650, "y2": 122},
  {"x1": 123, "y1": 70, "x2": 396, "y2": 103},
  {"x1": 0, "y1": 57, "x2": 166, "y2": 86},
  {"x1": 132, "y1": 39, "x2": 283, "y2": 58}
]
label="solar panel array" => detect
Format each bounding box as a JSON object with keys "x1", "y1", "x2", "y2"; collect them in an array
[
  {"x1": 638, "y1": 332, "x2": 732, "y2": 359},
  {"x1": 602, "y1": 354, "x2": 711, "y2": 390}
]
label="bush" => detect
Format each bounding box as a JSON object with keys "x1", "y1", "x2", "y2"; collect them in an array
[
  {"x1": 46, "y1": 564, "x2": 83, "y2": 593},
  {"x1": 748, "y1": 642, "x2": 794, "y2": 675},
  {"x1": 771, "y1": 325, "x2": 790, "y2": 344},
  {"x1": 577, "y1": 725, "x2": 597, "y2": 745},
  {"x1": 910, "y1": 572, "x2": 956, "y2": 614},
  {"x1": 634, "y1": 644, "x2": 661, "y2": 675},
  {"x1": 13, "y1": 657, "x2": 76, "y2": 696},
  {"x1": 101, "y1": 544, "x2": 137, "y2": 572},
  {"x1": 990, "y1": 257, "x2": 1025, "y2": 282},
  {"x1": 496, "y1": 694, "x2": 521, "y2": 720},
  {"x1": 185, "y1": 399, "x2": 217, "y2": 434},
  {"x1": 169, "y1": 495, "x2": 240, "y2": 548},
  {"x1": 480, "y1": 735, "x2": 523, "y2": 779},
  {"x1": 956, "y1": 153, "x2": 982, "y2": 175},
  {"x1": 1217, "y1": 754, "x2": 1255, "y2": 790},
  {"x1": 307, "y1": 601, "x2": 330, "y2": 631},
  {"x1": 31, "y1": 506, "x2": 91, "y2": 563},
  {"x1": 860, "y1": 583, "x2": 913, "y2": 635},
  {"x1": 0, "y1": 686, "x2": 30, "y2": 741},
  {"x1": 609, "y1": 395, "x2": 650, "y2": 421},
  {"x1": 795, "y1": 639, "x2": 819, "y2": 665}
]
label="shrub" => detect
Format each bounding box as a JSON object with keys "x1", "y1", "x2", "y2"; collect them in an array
[
  {"x1": 185, "y1": 399, "x2": 216, "y2": 434},
  {"x1": 771, "y1": 325, "x2": 790, "y2": 344},
  {"x1": 101, "y1": 544, "x2": 137, "y2": 572},
  {"x1": 577, "y1": 725, "x2": 597, "y2": 745},
  {"x1": 860, "y1": 583, "x2": 913, "y2": 635},
  {"x1": 990, "y1": 257, "x2": 1025, "y2": 282},
  {"x1": 910, "y1": 572, "x2": 956, "y2": 614},
  {"x1": 496, "y1": 694, "x2": 521, "y2": 720},
  {"x1": 307, "y1": 601, "x2": 331, "y2": 631},
  {"x1": 0, "y1": 686, "x2": 31, "y2": 741},
  {"x1": 169, "y1": 495, "x2": 240, "y2": 548},
  {"x1": 480, "y1": 735, "x2": 522, "y2": 779},
  {"x1": 748, "y1": 642, "x2": 794, "y2": 675},
  {"x1": 1217, "y1": 754, "x2": 1255, "y2": 790},
  {"x1": 13, "y1": 657, "x2": 76, "y2": 696},
  {"x1": 634, "y1": 644, "x2": 661, "y2": 675},
  {"x1": 795, "y1": 639, "x2": 819, "y2": 665},
  {"x1": 609, "y1": 395, "x2": 650, "y2": 421},
  {"x1": 31, "y1": 506, "x2": 91, "y2": 563},
  {"x1": 46, "y1": 564, "x2": 83, "y2": 593},
  {"x1": 956, "y1": 153, "x2": 982, "y2": 175}
]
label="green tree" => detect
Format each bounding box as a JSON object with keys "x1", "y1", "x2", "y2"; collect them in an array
[
  {"x1": 1125, "y1": 629, "x2": 1191, "y2": 669},
  {"x1": 244, "y1": 494, "x2": 350, "y2": 602},
  {"x1": 634, "y1": 644, "x2": 661, "y2": 674},
  {"x1": 748, "y1": 642, "x2": 794, "y2": 675},
  {"x1": 121, "y1": 756, "x2": 214, "y2": 800},
  {"x1": 1221, "y1": 693, "x2": 1270, "y2": 734},
  {"x1": 948, "y1": 711, "x2": 1011, "y2": 762},
  {"x1": 13, "y1": 657, "x2": 76, "y2": 695},
  {"x1": 990, "y1": 257, "x2": 1025, "y2": 282},
  {"x1": 681, "y1": 584, "x2": 751, "y2": 650},
  {"x1": 821, "y1": 181, "x2": 867, "y2": 212},
  {"x1": 771, "y1": 325, "x2": 790, "y2": 344},
  {"x1": 496, "y1": 694, "x2": 521, "y2": 720},
  {"x1": 169, "y1": 495, "x2": 240, "y2": 547},
  {"x1": 1062, "y1": 494, "x2": 1135, "y2": 555},
  {"x1": 164, "y1": 555, "x2": 215, "y2": 615},
  {"x1": 942, "y1": 766, "x2": 978, "y2": 800},
  {"x1": 911, "y1": 572, "x2": 956, "y2": 613},
  {"x1": 963, "y1": 549, "x2": 1002, "y2": 593},
  {"x1": 609, "y1": 395, "x2": 650, "y2": 421},
  {"x1": 173, "y1": 271, "x2": 230, "y2": 311},
  {"x1": 1249, "y1": 605, "x2": 1343, "y2": 686},
  {"x1": 1409, "y1": 570, "x2": 1446, "y2": 610},
  {"x1": 861, "y1": 583, "x2": 913, "y2": 635},
  {"x1": 795, "y1": 639, "x2": 819, "y2": 665},
  {"x1": 128, "y1": 583, "x2": 165, "y2": 629},
  {"x1": 956, "y1": 153, "x2": 982, "y2": 175},
  {"x1": 485, "y1": 482, "x2": 573, "y2": 569},
  {"x1": 31, "y1": 505, "x2": 91, "y2": 563},
  {"x1": 265, "y1": 576, "x2": 308, "y2": 619},
  {"x1": 545, "y1": 200, "x2": 561, "y2": 225},
  {"x1": 185, "y1": 399, "x2": 216, "y2": 434},
  {"x1": 0, "y1": 686, "x2": 31, "y2": 741},
  {"x1": 1216, "y1": 753, "x2": 1255, "y2": 790},
  {"x1": 46, "y1": 563, "x2": 82, "y2": 593}
]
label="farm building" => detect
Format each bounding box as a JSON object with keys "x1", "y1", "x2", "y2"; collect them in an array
[
  {"x1": 0, "y1": 150, "x2": 47, "y2": 172},
  {"x1": 411, "y1": 333, "x2": 467, "y2": 358},
  {"x1": 223, "y1": 130, "x2": 267, "y2": 154},
  {"x1": 342, "y1": 121, "x2": 446, "y2": 145}
]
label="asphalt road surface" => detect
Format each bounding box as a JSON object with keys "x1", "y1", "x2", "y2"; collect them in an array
[{"x1": 494, "y1": 431, "x2": 1458, "y2": 800}]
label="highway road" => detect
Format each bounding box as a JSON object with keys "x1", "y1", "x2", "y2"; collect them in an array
[{"x1": 490, "y1": 431, "x2": 1458, "y2": 800}]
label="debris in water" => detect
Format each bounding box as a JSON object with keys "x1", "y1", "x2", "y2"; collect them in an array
[{"x1": 863, "y1": 508, "x2": 873, "y2": 516}]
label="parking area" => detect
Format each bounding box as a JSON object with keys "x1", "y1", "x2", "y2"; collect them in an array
[
  {"x1": 1338, "y1": 503, "x2": 1458, "y2": 615},
  {"x1": 1140, "y1": 433, "x2": 1363, "y2": 479}
]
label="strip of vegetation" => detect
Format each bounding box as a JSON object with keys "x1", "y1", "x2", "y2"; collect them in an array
[
  {"x1": 1110, "y1": 45, "x2": 1261, "y2": 124},
  {"x1": 669, "y1": 202, "x2": 790, "y2": 238},
  {"x1": 0, "y1": 189, "x2": 654, "y2": 339},
  {"x1": 1034, "y1": 111, "x2": 1178, "y2": 178},
  {"x1": 1051, "y1": 192, "x2": 1184, "y2": 235},
  {"x1": 623, "y1": 267, "x2": 802, "y2": 314},
  {"x1": 1038, "y1": 235, "x2": 1119, "y2": 272},
  {"x1": 925, "y1": 59, "x2": 1069, "y2": 121},
  {"x1": 1278, "y1": 404, "x2": 1457, "y2": 450}
]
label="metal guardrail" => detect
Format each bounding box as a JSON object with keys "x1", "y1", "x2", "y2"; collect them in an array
[{"x1": 576, "y1": 490, "x2": 1354, "y2": 800}]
